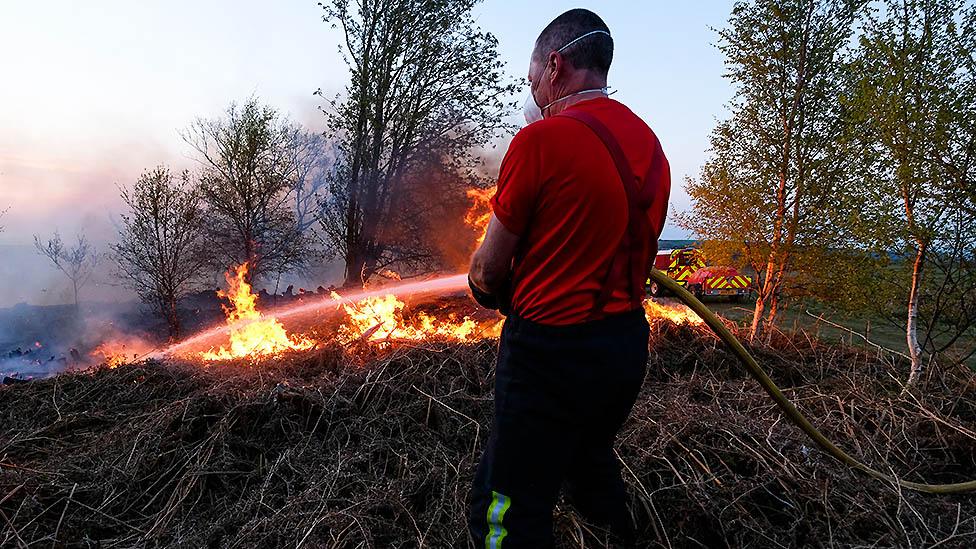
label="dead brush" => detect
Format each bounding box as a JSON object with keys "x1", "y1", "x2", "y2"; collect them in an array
[{"x1": 0, "y1": 321, "x2": 974, "y2": 548}]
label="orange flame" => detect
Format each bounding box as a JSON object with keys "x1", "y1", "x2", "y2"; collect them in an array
[
  {"x1": 91, "y1": 337, "x2": 154, "y2": 369},
  {"x1": 332, "y1": 291, "x2": 502, "y2": 343},
  {"x1": 92, "y1": 344, "x2": 128, "y2": 369},
  {"x1": 465, "y1": 186, "x2": 495, "y2": 245},
  {"x1": 201, "y1": 263, "x2": 315, "y2": 361},
  {"x1": 643, "y1": 298, "x2": 704, "y2": 326}
]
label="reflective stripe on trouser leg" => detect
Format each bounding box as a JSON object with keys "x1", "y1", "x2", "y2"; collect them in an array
[{"x1": 485, "y1": 490, "x2": 511, "y2": 549}]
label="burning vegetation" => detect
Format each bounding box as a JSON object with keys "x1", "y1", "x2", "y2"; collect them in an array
[
  {"x1": 179, "y1": 260, "x2": 697, "y2": 363},
  {"x1": 91, "y1": 338, "x2": 154, "y2": 370},
  {"x1": 152, "y1": 181, "x2": 699, "y2": 365},
  {"x1": 643, "y1": 298, "x2": 705, "y2": 326},
  {"x1": 199, "y1": 264, "x2": 315, "y2": 362},
  {"x1": 465, "y1": 185, "x2": 495, "y2": 245},
  {"x1": 181, "y1": 259, "x2": 696, "y2": 361},
  {"x1": 332, "y1": 291, "x2": 503, "y2": 343}
]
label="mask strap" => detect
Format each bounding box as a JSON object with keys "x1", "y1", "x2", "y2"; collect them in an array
[
  {"x1": 534, "y1": 30, "x2": 613, "y2": 118},
  {"x1": 542, "y1": 87, "x2": 610, "y2": 113},
  {"x1": 556, "y1": 30, "x2": 612, "y2": 53},
  {"x1": 538, "y1": 30, "x2": 611, "y2": 83}
]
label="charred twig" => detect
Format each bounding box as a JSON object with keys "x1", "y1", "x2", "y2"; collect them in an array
[
  {"x1": 52, "y1": 483, "x2": 76, "y2": 544},
  {"x1": 412, "y1": 385, "x2": 480, "y2": 453}
]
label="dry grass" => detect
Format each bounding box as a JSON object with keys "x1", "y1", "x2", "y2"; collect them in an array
[{"x1": 1, "y1": 319, "x2": 974, "y2": 548}]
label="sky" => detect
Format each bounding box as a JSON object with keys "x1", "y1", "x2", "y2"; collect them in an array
[{"x1": 0, "y1": 0, "x2": 736, "y2": 306}]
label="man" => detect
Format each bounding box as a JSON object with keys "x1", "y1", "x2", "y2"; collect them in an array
[{"x1": 467, "y1": 8, "x2": 671, "y2": 548}]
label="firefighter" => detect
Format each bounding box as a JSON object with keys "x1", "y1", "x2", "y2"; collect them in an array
[{"x1": 467, "y1": 8, "x2": 671, "y2": 548}]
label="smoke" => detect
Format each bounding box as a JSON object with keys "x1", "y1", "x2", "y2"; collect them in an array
[
  {"x1": 0, "y1": 153, "x2": 178, "y2": 308},
  {"x1": 412, "y1": 142, "x2": 510, "y2": 274},
  {"x1": 0, "y1": 300, "x2": 156, "y2": 381}
]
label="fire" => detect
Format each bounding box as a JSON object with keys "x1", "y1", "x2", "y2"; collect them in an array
[
  {"x1": 200, "y1": 263, "x2": 315, "y2": 361},
  {"x1": 643, "y1": 298, "x2": 704, "y2": 326},
  {"x1": 332, "y1": 291, "x2": 502, "y2": 343},
  {"x1": 465, "y1": 186, "x2": 495, "y2": 245},
  {"x1": 92, "y1": 344, "x2": 128, "y2": 369},
  {"x1": 90, "y1": 337, "x2": 154, "y2": 369}
]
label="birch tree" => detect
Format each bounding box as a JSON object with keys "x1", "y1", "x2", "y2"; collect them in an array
[
  {"x1": 681, "y1": 0, "x2": 864, "y2": 341},
  {"x1": 848, "y1": 0, "x2": 976, "y2": 386}
]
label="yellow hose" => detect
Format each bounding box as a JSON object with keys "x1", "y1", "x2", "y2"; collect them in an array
[{"x1": 648, "y1": 269, "x2": 976, "y2": 494}]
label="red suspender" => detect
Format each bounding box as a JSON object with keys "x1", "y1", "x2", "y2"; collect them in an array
[{"x1": 558, "y1": 110, "x2": 659, "y2": 319}]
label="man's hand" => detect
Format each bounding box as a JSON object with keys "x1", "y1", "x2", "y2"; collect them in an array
[
  {"x1": 469, "y1": 214, "x2": 520, "y2": 313},
  {"x1": 469, "y1": 274, "x2": 511, "y2": 315}
]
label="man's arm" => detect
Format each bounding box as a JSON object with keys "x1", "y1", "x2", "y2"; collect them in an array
[
  {"x1": 469, "y1": 214, "x2": 520, "y2": 294},
  {"x1": 469, "y1": 124, "x2": 537, "y2": 310}
]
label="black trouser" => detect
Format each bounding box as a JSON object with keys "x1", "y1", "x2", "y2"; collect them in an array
[{"x1": 469, "y1": 309, "x2": 649, "y2": 548}]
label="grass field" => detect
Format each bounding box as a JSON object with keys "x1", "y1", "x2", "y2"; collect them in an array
[{"x1": 697, "y1": 297, "x2": 976, "y2": 371}]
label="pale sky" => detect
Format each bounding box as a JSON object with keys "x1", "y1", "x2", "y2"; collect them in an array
[{"x1": 0, "y1": 1, "x2": 735, "y2": 305}]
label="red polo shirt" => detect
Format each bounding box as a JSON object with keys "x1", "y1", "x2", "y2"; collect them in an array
[{"x1": 490, "y1": 97, "x2": 670, "y2": 325}]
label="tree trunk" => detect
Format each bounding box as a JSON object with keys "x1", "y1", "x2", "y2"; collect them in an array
[
  {"x1": 905, "y1": 241, "x2": 926, "y2": 387},
  {"x1": 343, "y1": 248, "x2": 365, "y2": 288},
  {"x1": 762, "y1": 258, "x2": 790, "y2": 339},
  {"x1": 750, "y1": 293, "x2": 766, "y2": 342},
  {"x1": 243, "y1": 239, "x2": 256, "y2": 284},
  {"x1": 765, "y1": 288, "x2": 781, "y2": 343},
  {"x1": 750, "y1": 257, "x2": 778, "y2": 341},
  {"x1": 164, "y1": 296, "x2": 181, "y2": 342},
  {"x1": 753, "y1": 147, "x2": 790, "y2": 342}
]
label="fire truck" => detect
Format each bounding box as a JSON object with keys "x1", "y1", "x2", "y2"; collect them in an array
[{"x1": 648, "y1": 247, "x2": 753, "y2": 302}]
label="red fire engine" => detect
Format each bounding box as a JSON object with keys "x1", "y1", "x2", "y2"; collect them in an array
[{"x1": 648, "y1": 247, "x2": 752, "y2": 302}]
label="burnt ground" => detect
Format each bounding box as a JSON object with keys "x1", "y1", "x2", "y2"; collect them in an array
[{"x1": 0, "y1": 319, "x2": 975, "y2": 548}]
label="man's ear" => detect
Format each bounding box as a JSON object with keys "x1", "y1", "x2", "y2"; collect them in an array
[{"x1": 548, "y1": 51, "x2": 563, "y2": 84}]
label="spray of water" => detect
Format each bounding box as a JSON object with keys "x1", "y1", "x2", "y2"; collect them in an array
[{"x1": 156, "y1": 273, "x2": 470, "y2": 358}]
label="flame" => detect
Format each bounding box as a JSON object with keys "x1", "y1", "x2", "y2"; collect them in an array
[
  {"x1": 200, "y1": 263, "x2": 315, "y2": 361},
  {"x1": 643, "y1": 298, "x2": 704, "y2": 326},
  {"x1": 332, "y1": 291, "x2": 502, "y2": 343},
  {"x1": 92, "y1": 344, "x2": 128, "y2": 369},
  {"x1": 465, "y1": 186, "x2": 495, "y2": 245},
  {"x1": 90, "y1": 337, "x2": 154, "y2": 369}
]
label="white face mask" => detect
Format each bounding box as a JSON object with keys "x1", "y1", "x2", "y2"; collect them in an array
[
  {"x1": 523, "y1": 93, "x2": 544, "y2": 124},
  {"x1": 522, "y1": 29, "x2": 612, "y2": 125}
]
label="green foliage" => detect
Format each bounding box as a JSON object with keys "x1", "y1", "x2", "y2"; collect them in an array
[
  {"x1": 845, "y1": 0, "x2": 973, "y2": 249},
  {"x1": 183, "y1": 98, "x2": 318, "y2": 281},
  {"x1": 680, "y1": 0, "x2": 864, "y2": 336},
  {"x1": 789, "y1": 248, "x2": 894, "y2": 311},
  {"x1": 686, "y1": 0, "x2": 976, "y2": 369},
  {"x1": 845, "y1": 0, "x2": 976, "y2": 372}
]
